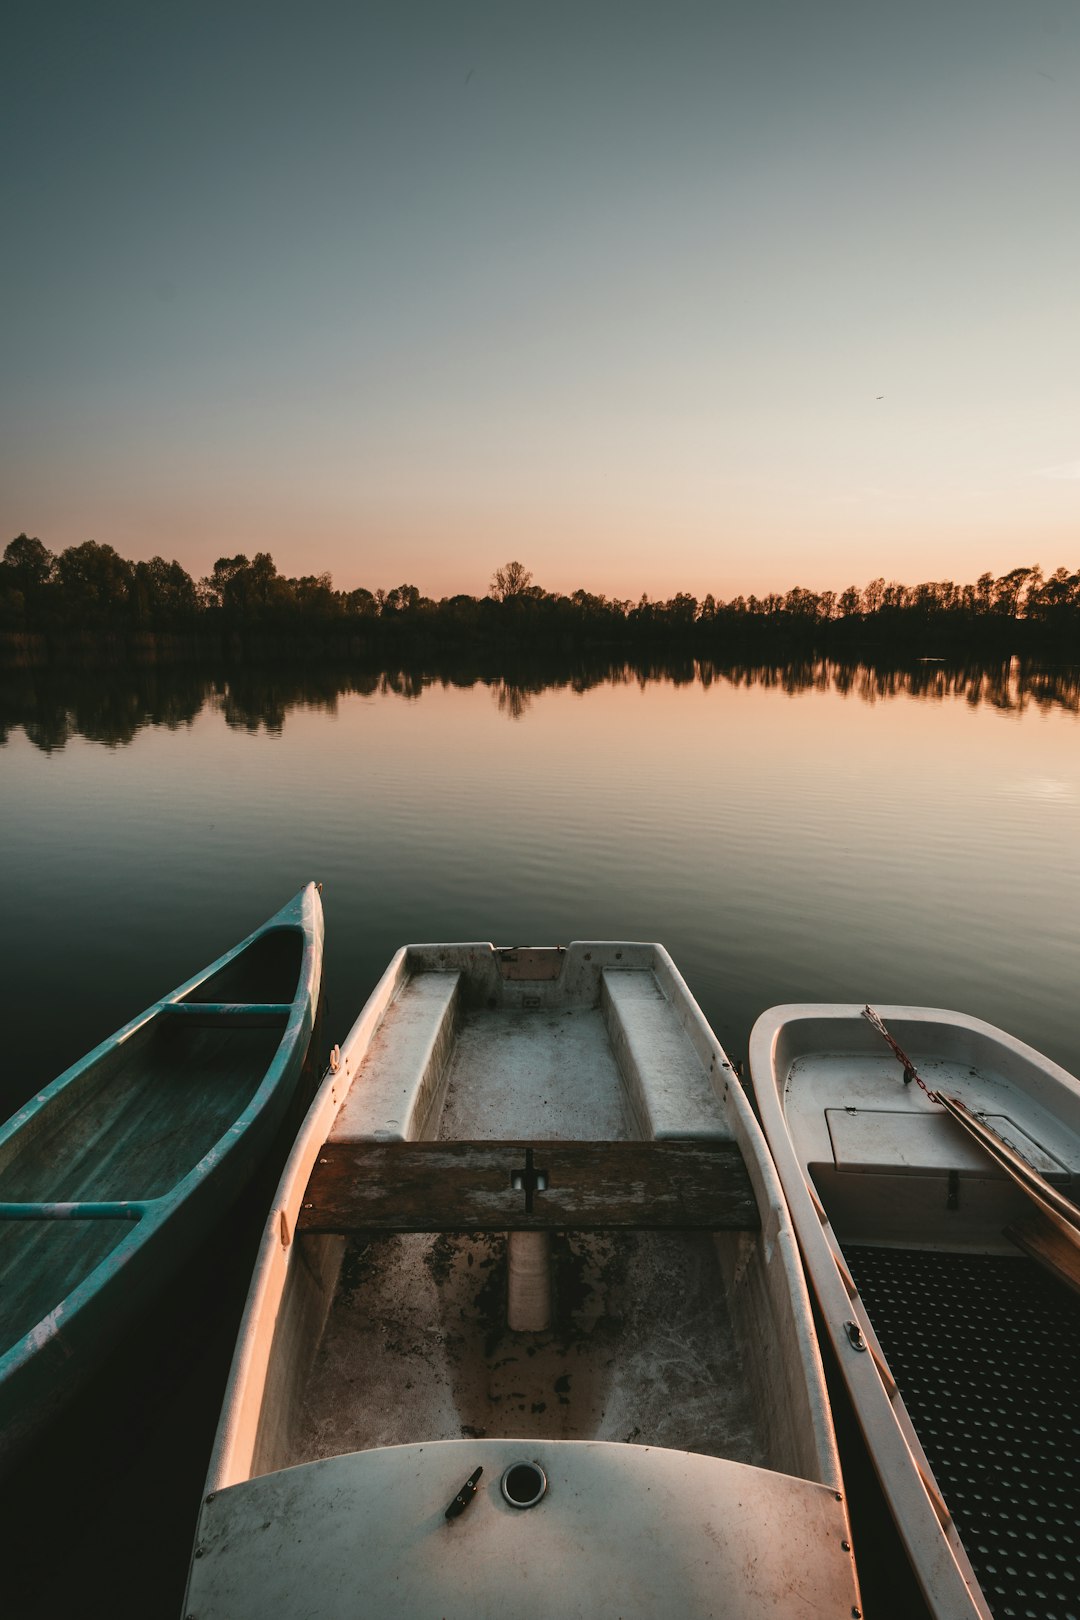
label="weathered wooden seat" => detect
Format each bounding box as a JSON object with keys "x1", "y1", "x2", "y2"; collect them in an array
[{"x1": 296, "y1": 1138, "x2": 759, "y2": 1234}]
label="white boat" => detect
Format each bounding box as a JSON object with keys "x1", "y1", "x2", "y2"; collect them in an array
[
  {"x1": 749, "y1": 1003, "x2": 1080, "y2": 1620},
  {"x1": 184, "y1": 944, "x2": 860, "y2": 1619}
]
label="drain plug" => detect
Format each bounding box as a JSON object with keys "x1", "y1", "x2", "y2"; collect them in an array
[{"x1": 500, "y1": 1461, "x2": 547, "y2": 1509}]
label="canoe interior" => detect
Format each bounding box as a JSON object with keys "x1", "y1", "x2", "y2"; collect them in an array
[
  {"x1": 244, "y1": 947, "x2": 829, "y2": 1492},
  {"x1": 772, "y1": 1009, "x2": 1080, "y2": 1617},
  {"x1": 181, "y1": 927, "x2": 302, "y2": 1005},
  {"x1": 0, "y1": 1217, "x2": 138, "y2": 1349},
  {"x1": 0, "y1": 1018, "x2": 287, "y2": 1203}
]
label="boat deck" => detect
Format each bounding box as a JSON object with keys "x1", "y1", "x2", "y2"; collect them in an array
[{"x1": 846, "y1": 1246, "x2": 1080, "y2": 1620}]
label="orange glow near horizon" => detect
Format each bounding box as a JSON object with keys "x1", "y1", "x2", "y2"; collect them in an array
[{"x1": 16, "y1": 494, "x2": 1078, "y2": 608}]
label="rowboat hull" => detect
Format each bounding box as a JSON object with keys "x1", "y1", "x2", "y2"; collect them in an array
[
  {"x1": 0, "y1": 883, "x2": 324, "y2": 1470},
  {"x1": 749, "y1": 1003, "x2": 1080, "y2": 1620},
  {"x1": 185, "y1": 942, "x2": 859, "y2": 1619}
]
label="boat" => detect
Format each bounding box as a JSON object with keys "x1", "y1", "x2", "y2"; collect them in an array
[
  {"x1": 0, "y1": 882, "x2": 324, "y2": 1471},
  {"x1": 184, "y1": 942, "x2": 860, "y2": 1619},
  {"x1": 749, "y1": 1002, "x2": 1080, "y2": 1620}
]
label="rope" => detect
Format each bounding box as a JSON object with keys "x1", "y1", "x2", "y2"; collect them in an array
[{"x1": 862, "y1": 1005, "x2": 938, "y2": 1099}]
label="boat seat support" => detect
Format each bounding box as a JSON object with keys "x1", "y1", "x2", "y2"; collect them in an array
[{"x1": 296, "y1": 1139, "x2": 760, "y2": 1234}]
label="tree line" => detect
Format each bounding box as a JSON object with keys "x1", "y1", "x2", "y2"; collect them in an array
[{"x1": 2, "y1": 535, "x2": 1078, "y2": 656}]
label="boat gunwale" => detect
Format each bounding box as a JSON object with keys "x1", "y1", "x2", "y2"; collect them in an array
[{"x1": 203, "y1": 941, "x2": 408, "y2": 1492}]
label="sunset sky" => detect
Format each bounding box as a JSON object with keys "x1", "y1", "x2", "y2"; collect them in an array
[{"x1": 3, "y1": 1, "x2": 1078, "y2": 601}]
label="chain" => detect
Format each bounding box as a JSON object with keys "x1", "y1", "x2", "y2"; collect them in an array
[{"x1": 862, "y1": 1006, "x2": 938, "y2": 1099}]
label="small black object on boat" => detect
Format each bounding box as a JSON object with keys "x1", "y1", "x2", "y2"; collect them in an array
[{"x1": 444, "y1": 1465, "x2": 483, "y2": 1521}]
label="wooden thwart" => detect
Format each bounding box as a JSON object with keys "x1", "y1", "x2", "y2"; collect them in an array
[{"x1": 297, "y1": 1139, "x2": 759, "y2": 1235}]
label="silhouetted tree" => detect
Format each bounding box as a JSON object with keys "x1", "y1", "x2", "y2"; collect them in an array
[
  {"x1": 490, "y1": 560, "x2": 533, "y2": 600},
  {"x1": 862, "y1": 577, "x2": 885, "y2": 615},
  {"x1": 2, "y1": 534, "x2": 55, "y2": 594},
  {"x1": 384, "y1": 583, "x2": 421, "y2": 614},
  {"x1": 344, "y1": 586, "x2": 378, "y2": 617},
  {"x1": 202, "y1": 552, "x2": 286, "y2": 616},
  {"x1": 131, "y1": 557, "x2": 198, "y2": 624},
  {"x1": 0, "y1": 534, "x2": 57, "y2": 625},
  {"x1": 56, "y1": 541, "x2": 134, "y2": 619}
]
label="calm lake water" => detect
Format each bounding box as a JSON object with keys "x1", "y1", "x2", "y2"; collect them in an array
[{"x1": 3, "y1": 654, "x2": 1080, "y2": 1615}]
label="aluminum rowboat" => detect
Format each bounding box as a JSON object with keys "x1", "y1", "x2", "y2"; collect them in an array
[{"x1": 750, "y1": 1003, "x2": 1080, "y2": 1620}]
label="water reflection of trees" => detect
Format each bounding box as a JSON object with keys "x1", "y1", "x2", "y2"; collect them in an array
[
  {"x1": 2, "y1": 655, "x2": 1077, "y2": 751},
  {"x1": 0, "y1": 668, "x2": 208, "y2": 751}
]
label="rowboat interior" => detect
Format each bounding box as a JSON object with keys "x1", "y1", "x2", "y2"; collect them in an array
[
  {"x1": 189, "y1": 944, "x2": 859, "y2": 1617},
  {"x1": 752, "y1": 1005, "x2": 1080, "y2": 1620},
  {"x1": 0, "y1": 925, "x2": 305, "y2": 1371}
]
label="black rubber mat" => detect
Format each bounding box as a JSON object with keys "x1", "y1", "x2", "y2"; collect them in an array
[{"x1": 845, "y1": 1247, "x2": 1080, "y2": 1620}]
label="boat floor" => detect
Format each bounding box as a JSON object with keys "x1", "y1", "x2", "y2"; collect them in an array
[
  {"x1": 846, "y1": 1246, "x2": 1080, "y2": 1620},
  {"x1": 289, "y1": 1228, "x2": 766, "y2": 1471}
]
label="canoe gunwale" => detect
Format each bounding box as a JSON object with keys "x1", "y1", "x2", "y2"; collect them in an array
[{"x1": 0, "y1": 1201, "x2": 146, "y2": 1219}]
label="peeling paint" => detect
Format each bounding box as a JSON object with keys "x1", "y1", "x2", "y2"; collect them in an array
[{"x1": 29, "y1": 1304, "x2": 65, "y2": 1350}]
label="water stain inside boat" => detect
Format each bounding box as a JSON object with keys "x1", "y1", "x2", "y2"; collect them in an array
[{"x1": 296, "y1": 1226, "x2": 763, "y2": 1465}]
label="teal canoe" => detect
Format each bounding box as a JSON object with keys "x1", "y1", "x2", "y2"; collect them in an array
[{"x1": 0, "y1": 883, "x2": 324, "y2": 1471}]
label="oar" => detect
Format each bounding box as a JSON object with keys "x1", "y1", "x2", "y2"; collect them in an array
[
  {"x1": 862, "y1": 1005, "x2": 1080, "y2": 1296},
  {"x1": 1004, "y1": 1206, "x2": 1080, "y2": 1295}
]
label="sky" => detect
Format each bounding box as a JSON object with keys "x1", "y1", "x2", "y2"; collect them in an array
[{"x1": 2, "y1": 1, "x2": 1078, "y2": 601}]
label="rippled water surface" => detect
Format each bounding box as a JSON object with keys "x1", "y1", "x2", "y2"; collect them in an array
[
  {"x1": 2, "y1": 655, "x2": 1079, "y2": 1616},
  {"x1": 5, "y1": 658, "x2": 1080, "y2": 1109}
]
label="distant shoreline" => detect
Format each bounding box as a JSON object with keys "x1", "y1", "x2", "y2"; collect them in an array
[
  {"x1": 2, "y1": 620, "x2": 1077, "y2": 672},
  {"x1": 3, "y1": 538, "x2": 1077, "y2": 664}
]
